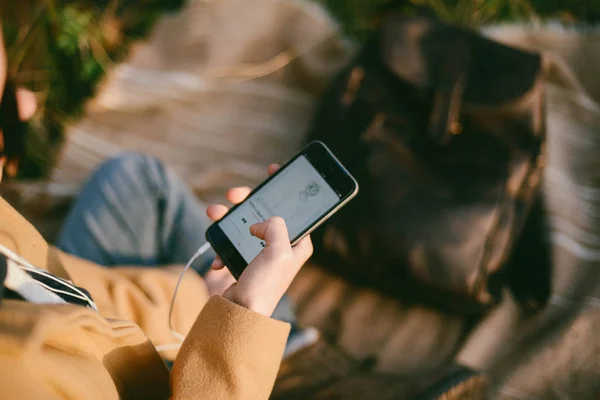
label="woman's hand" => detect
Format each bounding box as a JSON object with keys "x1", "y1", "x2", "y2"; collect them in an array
[
  {"x1": 206, "y1": 164, "x2": 313, "y2": 317},
  {"x1": 203, "y1": 267, "x2": 237, "y2": 297}
]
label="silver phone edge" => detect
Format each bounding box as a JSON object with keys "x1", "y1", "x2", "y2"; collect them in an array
[{"x1": 290, "y1": 182, "x2": 359, "y2": 247}]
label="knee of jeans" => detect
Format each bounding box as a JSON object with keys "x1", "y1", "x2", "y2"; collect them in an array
[{"x1": 97, "y1": 152, "x2": 167, "y2": 191}]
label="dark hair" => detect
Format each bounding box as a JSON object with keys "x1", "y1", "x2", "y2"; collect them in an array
[{"x1": 0, "y1": 77, "x2": 27, "y2": 176}]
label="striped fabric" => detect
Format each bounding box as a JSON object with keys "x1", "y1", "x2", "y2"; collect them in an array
[
  {"x1": 50, "y1": 0, "x2": 352, "y2": 205},
  {"x1": 455, "y1": 24, "x2": 600, "y2": 399}
]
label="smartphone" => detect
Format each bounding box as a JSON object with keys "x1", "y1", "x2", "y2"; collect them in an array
[{"x1": 205, "y1": 141, "x2": 359, "y2": 278}]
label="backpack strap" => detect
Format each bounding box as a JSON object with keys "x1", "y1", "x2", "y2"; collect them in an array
[
  {"x1": 379, "y1": 14, "x2": 540, "y2": 145},
  {"x1": 412, "y1": 365, "x2": 488, "y2": 400}
]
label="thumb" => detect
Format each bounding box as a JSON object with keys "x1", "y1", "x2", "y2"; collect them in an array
[{"x1": 249, "y1": 216, "x2": 289, "y2": 246}]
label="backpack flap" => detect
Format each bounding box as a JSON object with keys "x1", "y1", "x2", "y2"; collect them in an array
[{"x1": 380, "y1": 14, "x2": 542, "y2": 144}]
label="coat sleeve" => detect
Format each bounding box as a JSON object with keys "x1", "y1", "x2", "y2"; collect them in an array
[
  {"x1": 57, "y1": 250, "x2": 291, "y2": 399},
  {"x1": 171, "y1": 296, "x2": 290, "y2": 400},
  {"x1": 0, "y1": 354, "x2": 63, "y2": 400}
]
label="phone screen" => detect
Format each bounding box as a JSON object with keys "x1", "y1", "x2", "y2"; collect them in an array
[{"x1": 218, "y1": 155, "x2": 341, "y2": 263}]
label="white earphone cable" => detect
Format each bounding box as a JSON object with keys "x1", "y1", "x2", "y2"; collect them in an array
[
  {"x1": 0, "y1": 243, "x2": 99, "y2": 311},
  {"x1": 156, "y1": 242, "x2": 213, "y2": 353}
]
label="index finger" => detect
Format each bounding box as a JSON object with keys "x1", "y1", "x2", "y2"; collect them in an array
[
  {"x1": 268, "y1": 164, "x2": 280, "y2": 176},
  {"x1": 226, "y1": 186, "x2": 252, "y2": 204}
]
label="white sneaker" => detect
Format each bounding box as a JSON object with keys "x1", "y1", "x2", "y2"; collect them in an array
[{"x1": 283, "y1": 327, "x2": 320, "y2": 358}]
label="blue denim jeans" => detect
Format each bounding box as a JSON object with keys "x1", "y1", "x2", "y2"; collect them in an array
[{"x1": 56, "y1": 153, "x2": 297, "y2": 326}]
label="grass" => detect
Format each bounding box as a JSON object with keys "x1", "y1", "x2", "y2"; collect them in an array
[
  {"x1": 3, "y1": 0, "x2": 600, "y2": 179},
  {"x1": 3, "y1": 0, "x2": 184, "y2": 178}
]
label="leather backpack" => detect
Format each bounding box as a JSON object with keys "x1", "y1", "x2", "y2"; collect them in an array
[{"x1": 307, "y1": 8, "x2": 551, "y2": 315}]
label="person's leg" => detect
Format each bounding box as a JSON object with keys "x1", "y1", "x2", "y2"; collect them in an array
[{"x1": 57, "y1": 152, "x2": 215, "y2": 274}]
